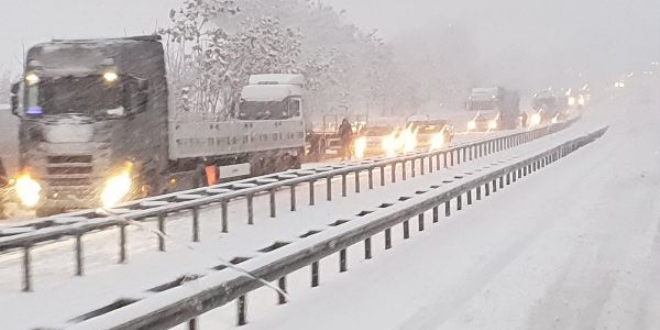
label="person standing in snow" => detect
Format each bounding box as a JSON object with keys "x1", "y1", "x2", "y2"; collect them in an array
[
  {"x1": 338, "y1": 118, "x2": 354, "y2": 161},
  {"x1": 520, "y1": 111, "x2": 528, "y2": 128}
]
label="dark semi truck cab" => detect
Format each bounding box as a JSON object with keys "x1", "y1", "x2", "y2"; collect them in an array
[{"x1": 10, "y1": 36, "x2": 166, "y2": 215}]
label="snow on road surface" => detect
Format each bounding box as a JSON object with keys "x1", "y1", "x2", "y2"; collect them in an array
[{"x1": 215, "y1": 91, "x2": 660, "y2": 330}]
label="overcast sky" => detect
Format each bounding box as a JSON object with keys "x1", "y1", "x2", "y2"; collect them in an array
[{"x1": 1, "y1": 0, "x2": 658, "y2": 85}]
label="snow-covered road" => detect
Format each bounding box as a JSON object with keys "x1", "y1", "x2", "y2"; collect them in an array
[{"x1": 209, "y1": 88, "x2": 660, "y2": 330}]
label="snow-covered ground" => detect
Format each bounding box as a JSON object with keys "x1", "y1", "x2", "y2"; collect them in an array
[
  {"x1": 0, "y1": 124, "x2": 563, "y2": 328},
  {"x1": 202, "y1": 86, "x2": 660, "y2": 330}
]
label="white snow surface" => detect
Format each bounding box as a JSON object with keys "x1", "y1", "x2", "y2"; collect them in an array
[{"x1": 224, "y1": 90, "x2": 660, "y2": 330}]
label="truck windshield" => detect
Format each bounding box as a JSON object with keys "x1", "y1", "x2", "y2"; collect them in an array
[
  {"x1": 27, "y1": 76, "x2": 124, "y2": 117},
  {"x1": 239, "y1": 100, "x2": 289, "y2": 120}
]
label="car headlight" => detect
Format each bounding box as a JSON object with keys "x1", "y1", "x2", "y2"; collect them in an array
[
  {"x1": 354, "y1": 136, "x2": 367, "y2": 159},
  {"x1": 530, "y1": 113, "x2": 542, "y2": 127},
  {"x1": 488, "y1": 120, "x2": 498, "y2": 130},
  {"x1": 101, "y1": 163, "x2": 133, "y2": 208},
  {"x1": 467, "y1": 121, "x2": 476, "y2": 130},
  {"x1": 15, "y1": 172, "x2": 42, "y2": 208}
]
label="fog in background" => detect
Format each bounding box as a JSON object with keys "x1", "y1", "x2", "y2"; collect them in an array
[{"x1": 1, "y1": 0, "x2": 658, "y2": 93}]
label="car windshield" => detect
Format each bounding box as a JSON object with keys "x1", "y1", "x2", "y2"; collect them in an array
[
  {"x1": 362, "y1": 126, "x2": 394, "y2": 136},
  {"x1": 27, "y1": 76, "x2": 124, "y2": 116}
]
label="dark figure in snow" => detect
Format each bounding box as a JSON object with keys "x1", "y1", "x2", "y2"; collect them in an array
[
  {"x1": 520, "y1": 111, "x2": 528, "y2": 128},
  {"x1": 338, "y1": 118, "x2": 354, "y2": 161},
  {"x1": 0, "y1": 158, "x2": 8, "y2": 219}
]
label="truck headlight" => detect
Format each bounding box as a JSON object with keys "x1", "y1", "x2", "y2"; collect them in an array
[
  {"x1": 488, "y1": 120, "x2": 498, "y2": 130},
  {"x1": 467, "y1": 121, "x2": 476, "y2": 130},
  {"x1": 101, "y1": 164, "x2": 133, "y2": 208},
  {"x1": 15, "y1": 173, "x2": 42, "y2": 208},
  {"x1": 568, "y1": 97, "x2": 576, "y2": 106}
]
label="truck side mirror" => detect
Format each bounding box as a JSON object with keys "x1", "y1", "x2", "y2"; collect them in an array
[
  {"x1": 10, "y1": 82, "x2": 21, "y2": 116},
  {"x1": 124, "y1": 77, "x2": 149, "y2": 116}
]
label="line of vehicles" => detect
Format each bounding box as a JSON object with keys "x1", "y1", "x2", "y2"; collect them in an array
[{"x1": 0, "y1": 35, "x2": 588, "y2": 217}]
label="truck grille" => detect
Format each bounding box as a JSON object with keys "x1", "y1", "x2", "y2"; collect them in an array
[{"x1": 45, "y1": 155, "x2": 94, "y2": 188}]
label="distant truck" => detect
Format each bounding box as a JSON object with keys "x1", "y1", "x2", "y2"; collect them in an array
[
  {"x1": 465, "y1": 87, "x2": 520, "y2": 131},
  {"x1": 10, "y1": 35, "x2": 305, "y2": 215}
]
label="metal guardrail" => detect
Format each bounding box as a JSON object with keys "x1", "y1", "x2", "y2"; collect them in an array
[
  {"x1": 0, "y1": 120, "x2": 576, "y2": 292},
  {"x1": 57, "y1": 126, "x2": 607, "y2": 330}
]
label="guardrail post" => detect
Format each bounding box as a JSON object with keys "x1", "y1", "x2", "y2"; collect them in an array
[
  {"x1": 506, "y1": 172, "x2": 511, "y2": 185},
  {"x1": 75, "y1": 234, "x2": 83, "y2": 276},
  {"x1": 340, "y1": 249, "x2": 348, "y2": 272},
  {"x1": 436, "y1": 154, "x2": 441, "y2": 170},
  {"x1": 365, "y1": 237, "x2": 372, "y2": 259},
  {"x1": 428, "y1": 155, "x2": 434, "y2": 173},
  {"x1": 391, "y1": 163, "x2": 397, "y2": 183},
  {"x1": 327, "y1": 177, "x2": 333, "y2": 201},
  {"x1": 418, "y1": 213, "x2": 425, "y2": 231},
  {"x1": 411, "y1": 159, "x2": 416, "y2": 177},
  {"x1": 355, "y1": 171, "x2": 361, "y2": 193},
  {"x1": 445, "y1": 201, "x2": 451, "y2": 216},
  {"x1": 192, "y1": 207, "x2": 200, "y2": 242},
  {"x1": 467, "y1": 189, "x2": 473, "y2": 205},
  {"x1": 478, "y1": 143, "x2": 483, "y2": 157},
  {"x1": 492, "y1": 179, "x2": 498, "y2": 193},
  {"x1": 278, "y1": 277, "x2": 287, "y2": 305},
  {"x1": 380, "y1": 166, "x2": 386, "y2": 186},
  {"x1": 119, "y1": 223, "x2": 127, "y2": 263},
  {"x1": 402, "y1": 161, "x2": 407, "y2": 180},
  {"x1": 309, "y1": 181, "x2": 316, "y2": 206},
  {"x1": 221, "y1": 201, "x2": 229, "y2": 233},
  {"x1": 188, "y1": 318, "x2": 198, "y2": 330},
  {"x1": 443, "y1": 153, "x2": 448, "y2": 169},
  {"x1": 403, "y1": 220, "x2": 410, "y2": 239},
  {"x1": 457, "y1": 149, "x2": 462, "y2": 165},
  {"x1": 485, "y1": 183, "x2": 490, "y2": 196},
  {"x1": 476, "y1": 186, "x2": 482, "y2": 200},
  {"x1": 247, "y1": 194, "x2": 255, "y2": 225},
  {"x1": 269, "y1": 189, "x2": 277, "y2": 217},
  {"x1": 499, "y1": 176, "x2": 505, "y2": 189},
  {"x1": 368, "y1": 168, "x2": 374, "y2": 189},
  {"x1": 158, "y1": 214, "x2": 166, "y2": 252},
  {"x1": 457, "y1": 195, "x2": 463, "y2": 211},
  {"x1": 342, "y1": 174, "x2": 348, "y2": 197},
  {"x1": 23, "y1": 245, "x2": 32, "y2": 292},
  {"x1": 433, "y1": 206, "x2": 439, "y2": 223},
  {"x1": 385, "y1": 228, "x2": 392, "y2": 249},
  {"x1": 311, "y1": 261, "x2": 320, "y2": 287},
  {"x1": 420, "y1": 157, "x2": 425, "y2": 175},
  {"x1": 287, "y1": 185, "x2": 296, "y2": 211},
  {"x1": 237, "y1": 295, "x2": 247, "y2": 326},
  {"x1": 512, "y1": 171, "x2": 517, "y2": 183}
]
